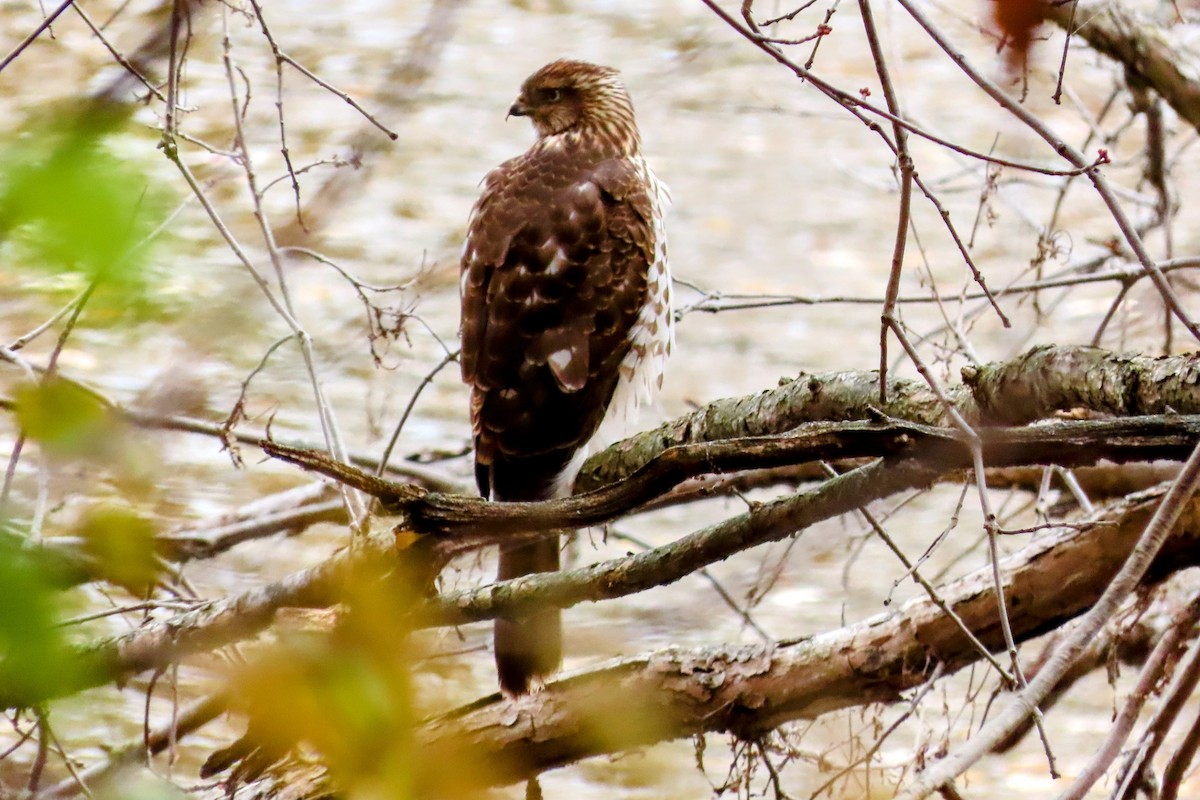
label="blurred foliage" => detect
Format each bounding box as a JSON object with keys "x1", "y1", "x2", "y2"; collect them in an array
[
  {"x1": 0, "y1": 531, "x2": 98, "y2": 704},
  {"x1": 75, "y1": 504, "x2": 162, "y2": 595},
  {"x1": 13, "y1": 378, "x2": 111, "y2": 459},
  {"x1": 94, "y1": 772, "x2": 190, "y2": 800},
  {"x1": 12, "y1": 378, "x2": 163, "y2": 497},
  {"x1": 219, "y1": 566, "x2": 423, "y2": 799},
  {"x1": 0, "y1": 110, "x2": 168, "y2": 294}
]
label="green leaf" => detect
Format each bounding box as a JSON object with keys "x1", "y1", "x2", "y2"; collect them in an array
[
  {"x1": 0, "y1": 112, "x2": 167, "y2": 292},
  {"x1": 75, "y1": 505, "x2": 161, "y2": 594},
  {"x1": 0, "y1": 533, "x2": 98, "y2": 702},
  {"x1": 13, "y1": 378, "x2": 113, "y2": 459}
]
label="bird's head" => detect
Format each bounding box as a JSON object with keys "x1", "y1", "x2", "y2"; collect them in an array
[{"x1": 509, "y1": 60, "x2": 640, "y2": 152}]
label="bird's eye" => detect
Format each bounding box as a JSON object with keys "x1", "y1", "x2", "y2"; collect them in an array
[{"x1": 545, "y1": 88, "x2": 562, "y2": 102}]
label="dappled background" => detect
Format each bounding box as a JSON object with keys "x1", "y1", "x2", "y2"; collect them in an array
[{"x1": 1, "y1": 0, "x2": 1199, "y2": 797}]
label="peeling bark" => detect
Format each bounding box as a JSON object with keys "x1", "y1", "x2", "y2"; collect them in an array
[
  {"x1": 211, "y1": 484, "x2": 1200, "y2": 797},
  {"x1": 577, "y1": 345, "x2": 1200, "y2": 489},
  {"x1": 418, "y1": 485, "x2": 1200, "y2": 787},
  {"x1": 28, "y1": 345, "x2": 1200, "y2": 711}
]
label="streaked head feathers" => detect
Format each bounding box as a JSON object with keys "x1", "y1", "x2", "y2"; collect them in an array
[{"x1": 508, "y1": 59, "x2": 641, "y2": 155}]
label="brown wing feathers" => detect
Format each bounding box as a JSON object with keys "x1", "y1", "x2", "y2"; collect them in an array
[
  {"x1": 465, "y1": 153, "x2": 651, "y2": 499},
  {"x1": 460, "y1": 60, "x2": 660, "y2": 694}
]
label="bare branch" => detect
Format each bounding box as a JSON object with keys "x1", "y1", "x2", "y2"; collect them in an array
[
  {"x1": 283, "y1": 482, "x2": 1200, "y2": 794},
  {"x1": 899, "y1": 439, "x2": 1200, "y2": 798},
  {"x1": 1043, "y1": 1, "x2": 1200, "y2": 135}
]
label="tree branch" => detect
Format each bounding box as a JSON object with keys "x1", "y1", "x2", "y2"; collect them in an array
[
  {"x1": 577, "y1": 344, "x2": 1200, "y2": 489},
  {"x1": 8, "y1": 343, "x2": 1200, "y2": 709},
  {"x1": 1043, "y1": 1, "x2": 1200, "y2": 135},
  {"x1": 228, "y1": 480, "x2": 1200, "y2": 796},
  {"x1": 21, "y1": 410, "x2": 1200, "y2": 711}
]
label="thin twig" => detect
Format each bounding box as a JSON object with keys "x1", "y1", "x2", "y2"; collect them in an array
[
  {"x1": 0, "y1": 0, "x2": 76, "y2": 74},
  {"x1": 70, "y1": 2, "x2": 165, "y2": 101},
  {"x1": 5, "y1": 289, "x2": 89, "y2": 351},
  {"x1": 698, "y1": 0, "x2": 1110, "y2": 177},
  {"x1": 1160, "y1": 698, "x2": 1200, "y2": 800},
  {"x1": 278, "y1": 52, "x2": 396, "y2": 140},
  {"x1": 859, "y1": 0, "x2": 913, "y2": 405},
  {"x1": 245, "y1": 0, "x2": 305, "y2": 228},
  {"x1": 376, "y1": 348, "x2": 460, "y2": 477},
  {"x1": 218, "y1": 8, "x2": 367, "y2": 527},
  {"x1": 1051, "y1": 0, "x2": 1078, "y2": 104},
  {"x1": 1054, "y1": 593, "x2": 1200, "y2": 800},
  {"x1": 808, "y1": 663, "x2": 946, "y2": 799},
  {"x1": 896, "y1": 0, "x2": 1200, "y2": 344},
  {"x1": 41, "y1": 691, "x2": 228, "y2": 799},
  {"x1": 1111, "y1": 623, "x2": 1200, "y2": 799},
  {"x1": 27, "y1": 707, "x2": 49, "y2": 792},
  {"x1": 899, "y1": 439, "x2": 1200, "y2": 799},
  {"x1": 678, "y1": 258, "x2": 1200, "y2": 317},
  {"x1": 825, "y1": 463, "x2": 1012, "y2": 682},
  {"x1": 608, "y1": 528, "x2": 773, "y2": 643}
]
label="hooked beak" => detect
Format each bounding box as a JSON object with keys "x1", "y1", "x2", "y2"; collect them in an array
[{"x1": 507, "y1": 98, "x2": 531, "y2": 119}]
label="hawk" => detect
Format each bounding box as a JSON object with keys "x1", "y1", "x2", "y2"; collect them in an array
[{"x1": 460, "y1": 60, "x2": 672, "y2": 694}]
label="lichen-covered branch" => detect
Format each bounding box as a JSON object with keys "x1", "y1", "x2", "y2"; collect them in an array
[
  {"x1": 577, "y1": 345, "x2": 1200, "y2": 489},
  {"x1": 22, "y1": 342, "x2": 1200, "y2": 710},
  {"x1": 223, "y1": 482, "x2": 1200, "y2": 797},
  {"x1": 25, "y1": 412, "x2": 1199, "y2": 711},
  {"x1": 417, "y1": 415, "x2": 1200, "y2": 628}
]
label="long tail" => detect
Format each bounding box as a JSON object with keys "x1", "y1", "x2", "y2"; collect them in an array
[
  {"x1": 495, "y1": 535, "x2": 561, "y2": 694},
  {"x1": 487, "y1": 457, "x2": 566, "y2": 695}
]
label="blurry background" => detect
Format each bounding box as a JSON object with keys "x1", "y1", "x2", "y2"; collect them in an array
[{"x1": 0, "y1": 0, "x2": 1198, "y2": 796}]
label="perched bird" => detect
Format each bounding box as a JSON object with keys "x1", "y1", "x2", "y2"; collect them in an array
[{"x1": 460, "y1": 60, "x2": 672, "y2": 694}]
